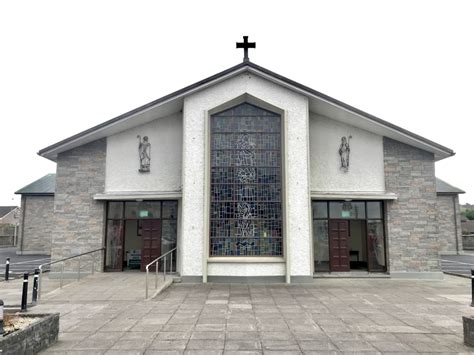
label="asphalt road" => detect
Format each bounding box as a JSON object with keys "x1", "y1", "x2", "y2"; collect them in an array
[
  {"x1": 0, "y1": 247, "x2": 50, "y2": 280},
  {"x1": 441, "y1": 254, "x2": 474, "y2": 277}
]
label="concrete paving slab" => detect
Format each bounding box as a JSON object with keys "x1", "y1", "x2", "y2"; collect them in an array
[{"x1": 16, "y1": 274, "x2": 474, "y2": 354}]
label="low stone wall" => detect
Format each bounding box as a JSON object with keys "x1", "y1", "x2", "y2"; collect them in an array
[
  {"x1": 0, "y1": 313, "x2": 59, "y2": 354},
  {"x1": 463, "y1": 234, "x2": 474, "y2": 250},
  {"x1": 464, "y1": 316, "x2": 474, "y2": 347}
]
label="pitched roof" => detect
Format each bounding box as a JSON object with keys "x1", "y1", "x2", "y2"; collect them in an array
[
  {"x1": 436, "y1": 177, "x2": 465, "y2": 195},
  {"x1": 38, "y1": 61, "x2": 455, "y2": 161},
  {"x1": 0, "y1": 206, "x2": 18, "y2": 218},
  {"x1": 15, "y1": 174, "x2": 56, "y2": 195}
]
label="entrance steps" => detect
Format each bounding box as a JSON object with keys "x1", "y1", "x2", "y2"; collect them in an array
[{"x1": 314, "y1": 271, "x2": 390, "y2": 278}]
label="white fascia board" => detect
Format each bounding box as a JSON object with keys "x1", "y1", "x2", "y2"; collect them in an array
[
  {"x1": 311, "y1": 191, "x2": 398, "y2": 200},
  {"x1": 94, "y1": 191, "x2": 182, "y2": 201}
]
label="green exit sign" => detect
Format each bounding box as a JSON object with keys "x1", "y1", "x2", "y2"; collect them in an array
[{"x1": 139, "y1": 210, "x2": 149, "y2": 218}]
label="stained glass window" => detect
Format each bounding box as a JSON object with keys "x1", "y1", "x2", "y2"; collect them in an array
[{"x1": 210, "y1": 103, "x2": 282, "y2": 256}]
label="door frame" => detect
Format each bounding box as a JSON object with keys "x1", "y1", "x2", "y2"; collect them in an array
[
  {"x1": 103, "y1": 200, "x2": 179, "y2": 272},
  {"x1": 104, "y1": 218, "x2": 162, "y2": 272},
  {"x1": 311, "y1": 200, "x2": 388, "y2": 273}
]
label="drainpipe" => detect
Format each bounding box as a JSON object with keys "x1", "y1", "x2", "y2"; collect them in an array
[
  {"x1": 19, "y1": 196, "x2": 26, "y2": 254},
  {"x1": 453, "y1": 195, "x2": 460, "y2": 255}
]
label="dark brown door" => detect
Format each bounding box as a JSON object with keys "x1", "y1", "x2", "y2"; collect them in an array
[
  {"x1": 141, "y1": 220, "x2": 161, "y2": 272},
  {"x1": 329, "y1": 220, "x2": 350, "y2": 271}
]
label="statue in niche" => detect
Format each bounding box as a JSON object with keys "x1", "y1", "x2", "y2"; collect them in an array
[
  {"x1": 137, "y1": 135, "x2": 151, "y2": 173},
  {"x1": 338, "y1": 135, "x2": 352, "y2": 172}
]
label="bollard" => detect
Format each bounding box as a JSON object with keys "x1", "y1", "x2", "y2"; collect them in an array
[
  {"x1": 0, "y1": 299, "x2": 4, "y2": 335},
  {"x1": 21, "y1": 272, "x2": 29, "y2": 312},
  {"x1": 5, "y1": 258, "x2": 10, "y2": 281},
  {"x1": 32, "y1": 269, "x2": 40, "y2": 305},
  {"x1": 471, "y1": 269, "x2": 474, "y2": 307}
]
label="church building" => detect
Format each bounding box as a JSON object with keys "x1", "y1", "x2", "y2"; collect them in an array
[{"x1": 33, "y1": 38, "x2": 462, "y2": 282}]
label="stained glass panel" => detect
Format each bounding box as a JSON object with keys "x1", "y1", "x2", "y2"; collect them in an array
[
  {"x1": 368, "y1": 220, "x2": 386, "y2": 271},
  {"x1": 313, "y1": 220, "x2": 329, "y2": 271},
  {"x1": 210, "y1": 103, "x2": 282, "y2": 256}
]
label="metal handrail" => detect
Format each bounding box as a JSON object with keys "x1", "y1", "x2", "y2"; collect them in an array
[
  {"x1": 145, "y1": 247, "x2": 176, "y2": 299},
  {"x1": 37, "y1": 247, "x2": 104, "y2": 301}
]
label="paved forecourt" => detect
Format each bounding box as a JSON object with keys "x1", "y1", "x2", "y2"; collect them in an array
[{"x1": 27, "y1": 274, "x2": 474, "y2": 354}]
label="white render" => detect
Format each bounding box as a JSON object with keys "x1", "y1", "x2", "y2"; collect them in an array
[
  {"x1": 208, "y1": 262, "x2": 285, "y2": 277},
  {"x1": 181, "y1": 72, "x2": 312, "y2": 279},
  {"x1": 105, "y1": 113, "x2": 183, "y2": 193},
  {"x1": 309, "y1": 113, "x2": 385, "y2": 193}
]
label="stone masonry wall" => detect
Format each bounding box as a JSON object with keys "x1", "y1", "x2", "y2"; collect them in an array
[
  {"x1": 0, "y1": 313, "x2": 59, "y2": 354},
  {"x1": 18, "y1": 195, "x2": 54, "y2": 255},
  {"x1": 383, "y1": 138, "x2": 440, "y2": 273},
  {"x1": 51, "y1": 139, "x2": 106, "y2": 267},
  {"x1": 437, "y1": 194, "x2": 461, "y2": 254}
]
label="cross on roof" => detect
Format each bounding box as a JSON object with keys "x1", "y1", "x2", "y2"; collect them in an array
[{"x1": 236, "y1": 36, "x2": 256, "y2": 62}]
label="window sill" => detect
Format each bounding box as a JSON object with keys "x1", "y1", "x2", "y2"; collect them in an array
[{"x1": 208, "y1": 257, "x2": 285, "y2": 263}]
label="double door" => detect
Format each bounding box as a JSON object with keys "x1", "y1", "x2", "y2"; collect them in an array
[
  {"x1": 140, "y1": 220, "x2": 161, "y2": 271},
  {"x1": 329, "y1": 220, "x2": 350, "y2": 271},
  {"x1": 104, "y1": 219, "x2": 161, "y2": 272}
]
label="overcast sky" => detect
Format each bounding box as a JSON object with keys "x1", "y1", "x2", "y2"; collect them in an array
[{"x1": 1, "y1": 0, "x2": 473, "y2": 206}]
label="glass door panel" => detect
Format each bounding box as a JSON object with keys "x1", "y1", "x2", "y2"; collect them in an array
[
  {"x1": 367, "y1": 220, "x2": 386, "y2": 271},
  {"x1": 313, "y1": 220, "x2": 330, "y2": 271},
  {"x1": 105, "y1": 220, "x2": 124, "y2": 271}
]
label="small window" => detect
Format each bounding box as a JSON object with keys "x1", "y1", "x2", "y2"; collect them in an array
[
  {"x1": 125, "y1": 202, "x2": 139, "y2": 219},
  {"x1": 329, "y1": 201, "x2": 366, "y2": 219},
  {"x1": 162, "y1": 201, "x2": 178, "y2": 219},
  {"x1": 125, "y1": 201, "x2": 161, "y2": 219},
  {"x1": 367, "y1": 202, "x2": 382, "y2": 219},
  {"x1": 313, "y1": 202, "x2": 328, "y2": 219},
  {"x1": 107, "y1": 202, "x2": 123, "y2": 219}
]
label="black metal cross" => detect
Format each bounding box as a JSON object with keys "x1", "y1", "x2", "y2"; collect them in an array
[{"x1": 236, "y1": 36, "x2": 256, "y2": 62}]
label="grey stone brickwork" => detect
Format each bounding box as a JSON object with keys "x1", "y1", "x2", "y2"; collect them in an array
[
  {"x1": 437, "y1": 194, "x2": 462, "y2": 254},
  {"x1": 383, "y1": 137, "x2": 440, "y2": 273},
  {"x1": 51, "y1": 139, "x2": 106, "y2": 266},
  {"x1": 17, "y1": 195, "x2": 54, "y2": 255}
]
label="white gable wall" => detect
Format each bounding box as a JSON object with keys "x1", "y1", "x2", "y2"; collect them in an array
[
  {"x1": 105, "y1": 113, "x2": 183, "y2": 192},
  {"x1": 309, "y1": 113, "x2": 385, "y2": 192},
  {"x1": 181, "y1": 72, "x2": 311, "y2": 280}
]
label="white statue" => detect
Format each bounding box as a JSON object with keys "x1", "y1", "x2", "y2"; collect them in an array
[
  {"x1": 137, "y1": 135, "x2": 151, "y2": 172},
  {"x1": 339, "y1": 135, "x2": 352, "y2": 172}
]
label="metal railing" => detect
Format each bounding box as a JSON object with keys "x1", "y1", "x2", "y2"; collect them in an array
[
  {"x1": 145, "y1": 248, "x2": 176, "y2": 299},
  {"x1": 37, "y1": 248, "x2": 104, "y2": 301}
]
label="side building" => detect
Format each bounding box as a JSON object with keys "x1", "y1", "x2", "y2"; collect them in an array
[
  {"x1": 436, "y1": 178, "x2": 465, "y2": 255},
  {"x1": 15, "y1": 174, "x2": 56, "y2": 255}
]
